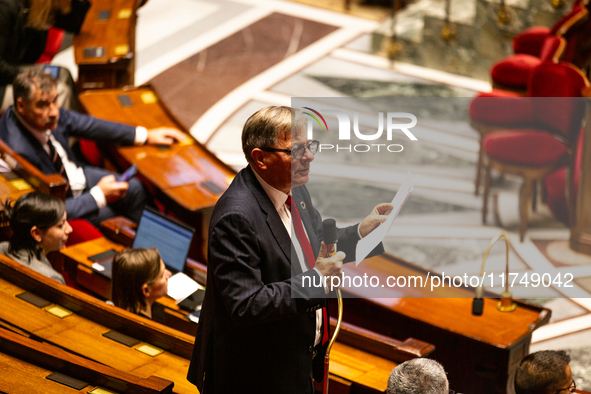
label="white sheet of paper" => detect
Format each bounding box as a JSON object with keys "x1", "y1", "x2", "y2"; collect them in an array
[
  {"x1": 167, "y1": 272, "x2": 204, "y2": 303},
  {"x1": 355, "y1": 171, "x2": 413, "y2": 266},
  {"x1": 0, "y1": 158, "x2": 12, "y2": 172}
]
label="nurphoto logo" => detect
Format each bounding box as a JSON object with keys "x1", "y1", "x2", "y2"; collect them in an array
[{"x1": 302, "y1": 108, "x2": 418, "y2": 153}]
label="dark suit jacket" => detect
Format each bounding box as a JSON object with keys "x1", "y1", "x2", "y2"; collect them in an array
[
  {"x1": 0, "y1": 106, "x2": 136, "y2": 218},
  {"x1": 187, "y1": 166, "x2": 383, "y2": 393}
]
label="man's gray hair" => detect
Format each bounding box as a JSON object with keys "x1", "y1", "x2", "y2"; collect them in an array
[
  {"x1": 241, "y1": 106, "x2": 307, "y2": 164},
  {"x1": 13, "y1": 69, "x2": 57, "y2": 103},
  {"x1": 387, "y1": 358, "x2": 449, "y2": 394}
]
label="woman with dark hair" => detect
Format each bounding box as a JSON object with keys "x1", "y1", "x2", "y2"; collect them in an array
[
  {"x1": 112, "y1": 248, "x2": 171, "y2": 319},
  {"x1": 0, "y1": 192, "x2": 71, "y2": 283}
]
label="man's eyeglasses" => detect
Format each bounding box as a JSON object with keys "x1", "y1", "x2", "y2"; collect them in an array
[
  {"x1": 260, "y1": 140, "x2": 320, "y2": 160},
  {"x1": 554, "y1": 379, "x2": 576, "y2": 394}
]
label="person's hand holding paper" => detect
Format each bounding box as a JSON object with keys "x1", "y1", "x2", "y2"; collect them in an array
[
  {"x1": 359, "y1": 203, "x2": 394, "y2": 238},
  {"x1": 355, "y1": 172, "x2": 414, "y2": 266}
]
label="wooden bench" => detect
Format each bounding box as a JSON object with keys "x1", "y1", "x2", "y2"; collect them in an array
[
  {"x1": 0, "y1": 325, "x2": 173, "y2": 394},
  {"x1": 0, "y1": 254, "x2": 196, "y2": 393}
]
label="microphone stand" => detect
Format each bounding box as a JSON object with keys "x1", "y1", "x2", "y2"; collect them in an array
[
  {"x1": 322, "y1": 219, "x2": 343, "y2": 394},
  {"x1": 473, "y1": 232, "x2": 517, "y2": 315},
  {"x1": 323, "y1": 287, "x2": 343, "y2": 394}
]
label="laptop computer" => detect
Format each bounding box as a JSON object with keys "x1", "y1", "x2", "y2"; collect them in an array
[
  {"x1": 131, "y1": 207, "x2": 195, "y2": 275},
  {"x1": 91, "y1": 208, "x2": 199, "y2": 301}
]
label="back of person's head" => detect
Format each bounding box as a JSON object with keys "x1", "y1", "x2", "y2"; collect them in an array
[
  {"x1": 26, "y1": 0, "x2": 71, "y2": 29},
  {"x1": 387, "y1": 358, "x2": 449, "y2": 394},
  {"x1": 0, "y1": 192, "x2": 65, "y2": 260},
  {"x1": 112, "y1": 248, "x2": 161, "y2": 314},
  {"x1": 241, "y1": 106, "x2": 307, "y2": 163},
  {"x1": 514, "y1": 350, "x2": 571, "y2": 394},
  {"x1": 13, "y1": 69, "x2": 57, "y2": 103}
]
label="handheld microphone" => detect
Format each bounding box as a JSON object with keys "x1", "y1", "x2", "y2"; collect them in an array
[{"x1": 322, "y1": 219, "x2": 338, "y2": 257}]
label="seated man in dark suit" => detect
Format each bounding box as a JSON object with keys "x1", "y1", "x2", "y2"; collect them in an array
[
  {"x1": 0, "y1": 69, "x2": 186, "y2": 226},
  {"x1": 188, "y1": 105, "x2": 392, "y2": 393},
  {"x1": 514, "y1": 350, "x2": 576, "y2": 394},
  {"x1": 0, "y1": 0, "x2": 80, "y2": 111}
]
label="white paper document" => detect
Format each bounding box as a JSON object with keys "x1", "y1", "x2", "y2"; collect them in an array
[
  {"x1": 167, "y1": 272, "x2": 204, "y2": 303},
  {"x1": 355, "y1": 171, "x2": 414, "y2": 266},
  {"x1": 0, "y1": 158, "x2": 12, "y2": 172}
]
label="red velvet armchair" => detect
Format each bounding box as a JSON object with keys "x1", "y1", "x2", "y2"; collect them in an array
[
  {"x1": 480, "y1": 62, "x2": 589, "y2": 241},
  {"x1": 490, "y1": 5, "x2": 588, "y2": 93}
]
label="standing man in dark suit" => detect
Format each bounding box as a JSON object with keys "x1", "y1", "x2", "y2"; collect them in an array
[
  {"x1": 187, "y1": 106, "x2": 392, "y2": 393},
  {"x1": 0, "y1": 69, "x2": 186, "y2": 225}
]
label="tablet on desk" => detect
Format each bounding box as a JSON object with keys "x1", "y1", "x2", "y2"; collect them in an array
[{"x1": 177, "y1": 288, "x2": 205, "y2": 312}]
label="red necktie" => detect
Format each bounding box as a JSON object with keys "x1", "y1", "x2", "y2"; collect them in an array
[
  {"x1": 286, "y1": 196, "x2": 329, "y2": 345},
  {"x1": 286, "y1": 196, "x2": 316, "y2": 269}
]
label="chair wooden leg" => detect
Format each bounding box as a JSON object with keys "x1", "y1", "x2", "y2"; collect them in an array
[
  {"x1": 483, "y1": 164, "x2": 491, "y2": 224},
  {"x1": 519, "y1": 179, "x2": 533, "y2": 242},
  {"x1": 475, "y1": 142, "x2": 483, "y2": 196}
]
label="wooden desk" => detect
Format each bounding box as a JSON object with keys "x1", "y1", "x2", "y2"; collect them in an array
[
  {"x1": 0, "y1": 172, "x2": 34, "y2": 206},
  {"x1": 0, "y1": 263, "x2": 196, "y2": 393},
  {"x1": 330, "y1": 254, "x2": 551, "y2": 394},
  {"x1": 0, "y1": 138, "x2": 67, "y2": 201},
  {"x1": 0, "y1": 326, "x2": 173, "y2": 394},
  {"x1": 78, "y1": 86, "x2": 236, "y2": 260},
  {"x1": 73, "y1": 0, "x2": 138, "y2": 90},
  {"x1": 0, "y1": 253, "x2": 195, "y2": 358}
]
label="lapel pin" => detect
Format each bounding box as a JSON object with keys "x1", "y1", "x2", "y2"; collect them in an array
[{"x1": 300, "y1": 202, "x2": 306, "y2": 210}]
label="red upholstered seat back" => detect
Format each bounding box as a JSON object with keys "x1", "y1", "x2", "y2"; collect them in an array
[
  {"x1": 79, "y1": 139, "x2": 103, "y2": 167},
  {"x1": 66, "y1": 219, "x2": 103, "y2": 247},
  {"x1": 554, "y1": 6, "x2": 591, "y2": 66},
  {"x1": 550, "y1": 5, "x2": 588, "y2": 36},
  {"x1": 528, "y1": 62, "x2": 588, "y2": 142},
  {"x1": 35, "y1": 27, "x2": 64, "y2": 64},
  {"x1": 538, "y1": 36, "x2": 565, "y2": 62},
  {"x1": 512, "y1": 27, "x2": 551, "y2": 56}
]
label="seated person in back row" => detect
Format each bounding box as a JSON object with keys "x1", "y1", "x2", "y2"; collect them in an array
[
  {"x1": 514, "y1": 350, "x2": 576, "y2": 394},
  {"x1": 0, "y1": 70, "x2": 187, "y2": 226},
  {"x1": 0, "y1": 192, "x2": 71, "y2": 284},
  {"x1": 387, "y1": 358, "x2": 450, "y2": 394},
  {"x1": 1, "y1": 0, "x2": 81, "y2": 111},
  {"x1": 111, "y1": 248, "x2": 171, "y2": 319}
]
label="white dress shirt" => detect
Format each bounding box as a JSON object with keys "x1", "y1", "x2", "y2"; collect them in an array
[{"x1": 15, "y1": 110, "x2": 148, "y2": 208}]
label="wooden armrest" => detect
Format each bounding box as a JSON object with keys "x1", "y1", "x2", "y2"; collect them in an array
[
  {"x1": 186, "y1": 258, "x2": 207, "y2": 285},
  {"x1": 0, "y1": 138, "x2": 68, "y2": 199},
  {"x1": 0, "y1": 326, "x2": 173, "y2": 393},
  {"x1": 100, "y1": 216, "x2": 137, "y2": 246},
  {"x1": 330, "y1": 317, "x2": 435, "y2": 363}
]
